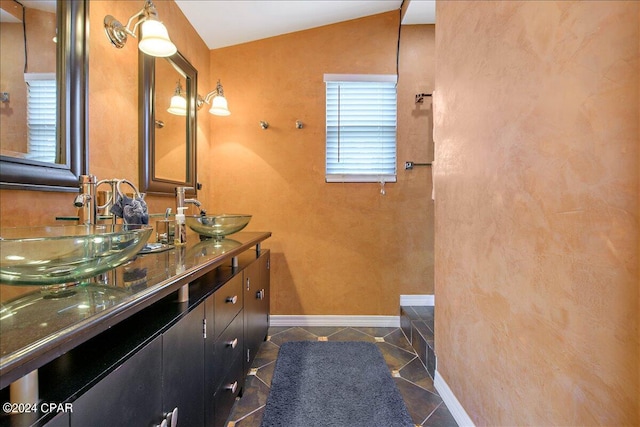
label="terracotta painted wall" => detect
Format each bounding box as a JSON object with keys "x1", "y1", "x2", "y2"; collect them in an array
[
  {"x1": 434, "y1": 1, "x2": 639, "y2": 425},
  {"x1": 0, "y1": 0, "x2": 212, "y2": 227},
  {"x1": 208, "y1": 14, "x2": 435, "y2": 316}
]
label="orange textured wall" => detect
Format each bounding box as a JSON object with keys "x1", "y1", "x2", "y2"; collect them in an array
[
  {"x1": 209, "y1": 15, "x2": 435, "y2": 316},
  {"x1": 0, "y1": 7, "x2": 55, "y2": 155},
  {"x1": 434, "y1": 1, "x2": 639, "y2": 425},
  {"x1": 0, "y1": 0, "x2": 212, "y2": 227}
]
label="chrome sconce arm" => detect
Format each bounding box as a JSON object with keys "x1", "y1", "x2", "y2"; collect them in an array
[{"x1": 104, "y1": 0, "x2": 177, "y2": 57}]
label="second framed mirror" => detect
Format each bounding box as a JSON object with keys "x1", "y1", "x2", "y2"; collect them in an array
[{"x1": 139, "y1": 51, "x2": 197, "y2": 197}]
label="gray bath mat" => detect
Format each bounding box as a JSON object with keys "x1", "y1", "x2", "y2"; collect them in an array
[{"x1": 260, "y1": 341, "x2": 413, "y2": 427}]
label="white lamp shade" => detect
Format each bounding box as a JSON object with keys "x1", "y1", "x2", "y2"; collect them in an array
[
  {"x1": 209, "y1": 95, "x2": 230, "y2": 116},
  {"x1": 139, "y1": 20, "x2": 177, "y2": 57},
  {"x1": 167, "y1": 94, "x2": 187, "y2": 116}
]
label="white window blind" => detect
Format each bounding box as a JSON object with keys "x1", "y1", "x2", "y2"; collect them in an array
[
  {"x1": 25, "y1": 73, "x2": 57, "y2": 163},
  {"x1": 324, "y1": 74, "x2": 397, "y2": 183}
]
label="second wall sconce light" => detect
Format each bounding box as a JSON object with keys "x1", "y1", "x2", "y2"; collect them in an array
[
  {"x1": 197, "y1": 80, "x2": 231, "y2": 116},
  {"x1": 104, "y1": 0, "x2": 177, "y2": 57},
  {"x1": 167, "y1": 80, "x2": 187, "y2": 116},
  {"x1": 167, "y1": 79, "x2": 231, "y2": 117}
]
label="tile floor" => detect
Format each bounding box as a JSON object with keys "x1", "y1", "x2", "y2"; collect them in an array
[{"x1": 226, "y1": 323, "x2": 457, "y2": 426}]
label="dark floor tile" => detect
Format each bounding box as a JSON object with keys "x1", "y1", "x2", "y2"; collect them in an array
[
  {"x1": 424, "y1": 402, "x2": 458, "y2": 427},
  {"x1": 251, "y1": 341, "x2": 280, "y2": 369},
  {"x1": 229, "y1": 375, "x2": 270, "y2": 423},
  {"x1": 414, "y1": 320, "x2": 434, "y2": 341},
  {"x1": 353, "y1": 326, "x2": 397, "y2": 338},
  {"x1": 384, "y1": 328, "x2": 416, "y2": 353},
  {"x1": 268, "y1": 326, "x2": 317, "y2": 346},
  {"x1": 376, "y1": 341, "x2": 416, "y2": 371},
  {"x1": 412, "y1": 326, "x2": 428, "y2": 366},
  {"x1": 255, "y1": 361, "x2": 275, "y2": 387},
  {"x1": 411, "y1": 306, "x2": 434, "y2": 326},
  {"x1": 399, "y1": 357, "x2": 437, "y2": 394},
  {"x1": 401, "y1": 306, "x2": 421, "y2": 320},
  {"x1": 426, "y1": 344, "x2": 436, "y2": 379},
  {"x1": 232, "y1": 406, "x2": 264, "y2": 427},
  {"x1": 400, "y1": 308, "x2": 413, "y2": 344},
  {"x1": 267, "y1": 326, "x2": 294, "y2": 336},
  {"x1": 327, "y1": 327, "x2": 376, "y2": 342},
  {"x1": 394, "y1": 377, "x2": 443, "y2": 426},
  {"x1": 299, "y1": 326, "x2": 346, "y2": 337}
]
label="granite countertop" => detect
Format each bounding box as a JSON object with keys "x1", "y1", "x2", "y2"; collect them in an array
[{"x1": 0, "y1": 231, "x2": 271, "y2": 388}]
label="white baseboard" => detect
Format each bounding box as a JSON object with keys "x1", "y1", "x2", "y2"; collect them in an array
[
  {"x1": 434, "y1": 370, "x2": 475, "y2": 427},
  {"x1": 270, "y1": 315, "x2": 400, "y2": 328},
  {"x1": 400, "y1": 294, "x2": 435, "y2": 306}
]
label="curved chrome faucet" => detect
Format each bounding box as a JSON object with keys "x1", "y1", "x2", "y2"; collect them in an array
[
  {"x1": 175, "y1": 186, "x2": 205, "y2": 214},
  {"x1": 76, "y1": 175, "x2": 97, "y2": 225}
]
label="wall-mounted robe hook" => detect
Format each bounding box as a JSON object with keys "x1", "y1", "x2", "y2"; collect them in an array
[
  {"x1": 295, "y1": 120, "x2": 303, "y2": 129},
  {"x1": 415, "y1": 93, "x2": 432, "y2": 104},
  {"x1": 260, "y1": 121, "x2": 269, "y2": 130}
]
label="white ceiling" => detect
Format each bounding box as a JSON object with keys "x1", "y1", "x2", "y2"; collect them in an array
[
  {"x1": 175, "y1": 0, "x2": 435, "y2": 50},
  {"x1": 0, "y1": 0, "x2": 56, "y2": 23}
]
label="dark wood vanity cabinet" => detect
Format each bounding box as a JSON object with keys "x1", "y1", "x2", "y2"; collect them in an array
[
  {"x1": 162, "y1": 304, "x2": 205, "y2": 427},
  {"x1": 71, "y1": 306, "x2": 204, "y2": 427},
  {"x1": 244, "y1": 251, "x2": 271, "y2": 373},
  {"x1": 10, "y1": 249, "x2": 270, "y2": 427},
  {"x1": 205, "y1": 274, "x2": 245, "y2": 427},
  {"x1": 71, "y1": 336, "x2": 163, "y2": 426}
]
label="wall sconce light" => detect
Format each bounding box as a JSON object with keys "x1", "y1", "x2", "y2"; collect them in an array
[
  {"x1": 260, "y1": 121, "x2": 269, "y2": 130},
  {"x1": 104, "y1": 0, "x2": 177, "y2": 58},
  {"x1": 197, "y1": 80, "x2": 231, "y2": 116},
  {"x1": 167, "y1": 80, "x2": 187, "y2": 116}
]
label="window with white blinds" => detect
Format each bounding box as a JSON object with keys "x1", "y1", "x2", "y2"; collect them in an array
[
  {"x1": 25, "y1": 73, "x2": 57, "y2": 163},
  {"x1": 324, "y1": 74, "x2": 397, "y2": 183}
]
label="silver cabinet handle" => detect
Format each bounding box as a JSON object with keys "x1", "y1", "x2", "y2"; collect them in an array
[
  {"x1": 227, "y1": 338, "x2": 238, "y2": 349},
  {"x1": 256, "y1": 289, "x2": 265, "y2": 300},
  {"x1": 226, "y1": 381, "x2": 238, "y2": 394},
  {"x1": 163, "y1": 407, "x2": 178, "y2": 427},
  {"x1": 170, "y1": 407, "x2": 178, "y2": 427},
  {"x1": 226, "y1": 295, "x2": 238, "y2": 304}
]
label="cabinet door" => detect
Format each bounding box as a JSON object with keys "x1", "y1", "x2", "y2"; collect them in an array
[
  {"x1": 43, "y1": 412, "x2": 69, "y2": 427},
  {"x1": 71, "y1": 336, "x2": 162, "y2": 427},
  {"x1": 163, "y1": 304, "x2": 205, "y2": 427},
  {"x1": 244, "y1": 251, "x2": 270, "y2": 372},
  {"x1": 204, "y1": 295, "x2": 216, "y2": 427}
]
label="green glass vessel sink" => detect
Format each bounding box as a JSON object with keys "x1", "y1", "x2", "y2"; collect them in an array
[
  {"x1": 0, "y1": 224, "x2": 152, "y2": 285},
  {"x1": 186, "y1": 214, "x2": 251, "y2": 240}
]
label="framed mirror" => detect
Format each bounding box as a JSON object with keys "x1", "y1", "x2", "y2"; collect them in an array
[
  {"x1": 139, "y1": 50, "x2": 197, "y2": 197},
  {"x1": 0, "y1": 0, "x2": 88, "y2": 191}
]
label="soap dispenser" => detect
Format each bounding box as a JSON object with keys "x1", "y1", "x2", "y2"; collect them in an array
[{"x1": 174, "y1": 207, "x2": 187, "y2": 246}]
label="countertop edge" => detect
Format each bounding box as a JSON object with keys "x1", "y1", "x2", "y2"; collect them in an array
[{"x1": 0, "y1": 231, "x2": 272, "y2": 389}]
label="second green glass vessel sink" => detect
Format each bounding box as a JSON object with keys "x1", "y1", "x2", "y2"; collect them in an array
[
  {"x1": 186, "y1": 214, "x2": 251, "y2": 240},
  {"x1": 0, "y1": 224, "x2": 152, "y2": 285}
]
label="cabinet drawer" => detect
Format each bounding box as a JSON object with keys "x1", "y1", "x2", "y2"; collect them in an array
[
  {"x1": 213, "y1": 356, "x2": 244, "y2": 427},
  {"x1": 213, "y1": 310, "x2": 244, "y2": 391},
  {"x1": 214, "y1": 274, "x2": 243, "y2": 338}
]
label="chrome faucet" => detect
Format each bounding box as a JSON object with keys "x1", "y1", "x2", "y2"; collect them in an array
[
  {"x1": 175, "y1": 186, "x2": 205, "y2": 214},
  {"x1": 75, "y1": 175, "x2": 97, "y2": 225}
]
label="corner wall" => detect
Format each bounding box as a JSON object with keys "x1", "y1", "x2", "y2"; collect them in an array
[
  {"x1": 209, "y1": 14, "x2": 435, "y2": 316},
  {"x1": 434, "y1": 1, "x2": 639, "y2": 424}
]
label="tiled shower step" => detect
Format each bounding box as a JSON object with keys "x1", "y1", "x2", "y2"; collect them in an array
[{"x1": 401, "y1": 306, "x2": 436, "y2": 379}]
